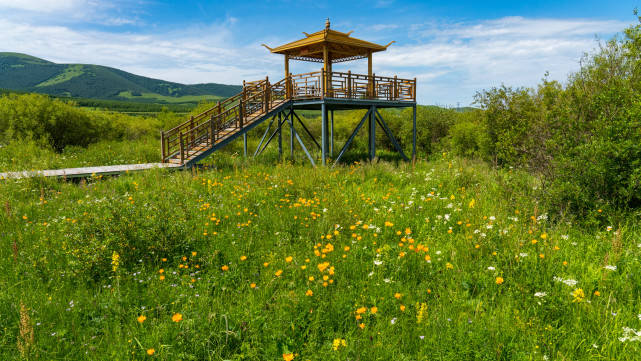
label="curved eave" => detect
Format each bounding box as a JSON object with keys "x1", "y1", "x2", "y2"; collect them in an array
[{"x1": 269, "y1": 29, "x2": 388, "y2": 56}]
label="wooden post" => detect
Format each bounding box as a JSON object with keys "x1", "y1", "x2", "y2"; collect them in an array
[
  {"x1": 189, "y1": 116, "x2": 194, "y2": 144},
  {"x1": 372, "y1": 73, "x2": 376, "y2": 99},
  {"x1": 238, "y1": 98, "x2": 244, "y2": 129},
  {"x1": 264, "y1": 75, "x2": 270, "y2": 112},
  {"x1": 285, "y1": 55, "x2": 291, "y2": 98},
  {"x1": 323, "y1": 45, "x2": 329, "y2": 98},
  {"x1": 179, "y1": 132, "x2": 185, "y2": 164},
  {"x1": 394, "y1": 75, "x2": 398, "y2": 100},
  {"x1": 320, "y1": 68, "x2": 325, "y2": 99},
  {"x1": 211, "y1": 114, "x2": 216, "y2": 143},
  {"x1": 347, "y1": 70, "x2": 352, "y2": 99},
  {"x1": 413, "y1": 77, "x2": 417, "y2": 101},
  {"x1": 217, "y1": 101, "x2": 221, "y2": 115},
  {"x1": 367, "y1": 51, "x2": 373, "y2": 97}
]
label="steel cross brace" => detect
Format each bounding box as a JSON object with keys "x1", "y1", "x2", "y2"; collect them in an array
[
  {"x1": 374, "y1": 108, "x2": 409, "y2": 161},
  {"x1": 332, "y1": 107, "x2": 373, "y2": 166},
  {"x1": 255, "y1": 109, "x2": 292, "y2": 157}
]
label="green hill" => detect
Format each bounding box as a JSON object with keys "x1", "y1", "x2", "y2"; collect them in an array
[{"x1": 0, "y1": 52, "x2": 241, "y2": 103}]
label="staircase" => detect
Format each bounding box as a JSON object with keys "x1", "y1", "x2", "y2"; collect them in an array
[{"x1": 161, "y1": 76, "x2": 290, "y2": 166}]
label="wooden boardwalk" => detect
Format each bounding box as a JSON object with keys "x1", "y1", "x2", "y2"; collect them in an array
[{"x1": 0, "y1": 163, "x2": 181, "y2": 180}]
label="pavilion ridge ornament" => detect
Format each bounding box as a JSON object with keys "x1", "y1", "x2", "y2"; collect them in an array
[{"x1": 160, "y1": 19, "x2": 416, "y2": 167}]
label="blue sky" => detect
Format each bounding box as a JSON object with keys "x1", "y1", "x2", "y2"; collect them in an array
[{"x1": 0, "y1": 0, "x2": 638, "y2": 105}]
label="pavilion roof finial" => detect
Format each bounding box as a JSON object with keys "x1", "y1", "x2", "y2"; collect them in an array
[{"x1": 325, "y1": 18, "x2": 330, "y2": 30}]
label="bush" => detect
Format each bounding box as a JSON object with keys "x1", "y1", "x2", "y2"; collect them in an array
[
  {"x1": 449, "y1": 120, "x2": 490, "y2": 158},
  {"x1": 472, "y1": 15, "x2": 641, "y2": 216},
  {"x1": 0, "y1": 93, "x2": 159, "y2": 152}
]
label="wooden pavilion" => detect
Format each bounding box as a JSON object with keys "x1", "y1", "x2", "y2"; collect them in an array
[{"x1": 161, "y1": 19, "x2": 417, "y2": 167}]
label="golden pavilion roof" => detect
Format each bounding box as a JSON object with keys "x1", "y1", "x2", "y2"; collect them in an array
[{"x1": 263, "y1": 19, "x2": 394, "y2": 63}]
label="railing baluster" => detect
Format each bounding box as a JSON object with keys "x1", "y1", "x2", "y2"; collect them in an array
[
  {"x1": 179, "y1": 132, "x2": 185, "y2": 164},
  {"x1": 321, "y1": 68, "x2": 325, "y2": 99}
]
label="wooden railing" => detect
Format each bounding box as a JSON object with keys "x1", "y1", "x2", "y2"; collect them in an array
[{"x1": 161, "y1": 71, "x2": 416, "y2": 164}]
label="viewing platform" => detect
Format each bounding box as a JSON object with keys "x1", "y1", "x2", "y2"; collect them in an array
[{"x1": 161, "y1": 19, "x2": 417, "y2": 167}]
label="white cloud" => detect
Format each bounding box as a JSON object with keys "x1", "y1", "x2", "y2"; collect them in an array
[
  {"x1": 0, "y1": 0, "x2": 86, "y2": 13},
  {"x1": 376, "y1": 16, "x2": 628, "y2": 104},
  {"x1": 0, "y1": 18, "x2": 274, "y2": 85},
  {"x1": 0, "y1": 12, "x2": 630, "y2": 104}
]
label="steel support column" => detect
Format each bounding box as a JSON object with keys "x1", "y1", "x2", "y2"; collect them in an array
[
  {"x1": 290, "y1": 106, "x2": 294, "y2": 159},
  {"x1": 278, "y1": 111, "x2": 283, "y2": 160},
  {"x1": 256, "y1": 111, "x2": 290, "y2": 157},
  {"x1": 330, "y1": 109, "x2": 334, "y2": 156},
  {"x1": 412, "y1": 105, "x2": 417, "y2": 162},
  {"x1": 243, "y1": 133, "x2": 247, "y2": 157},
  {"x1": 369, "y1": 106, "x2": 376, "y2": 161},
  {"x1": 321, "y1": 102, "x2": 327, "y2": 165}
]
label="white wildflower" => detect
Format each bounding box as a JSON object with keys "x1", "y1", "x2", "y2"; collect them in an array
[
  {"x1": 487, "y1": 266, "x2": 496, "y2": 271},
  {"x1": 619, "y1": 327, "x2": 641, "y2": 342},
  {"x1": 534, "y1": 292, "x2": 547, "y2": 298},
  {"x1": 553, "y1": 276, "x2": 578, "y2": 287},
  {"x1": 604, "y1": 265, "x2": 617, "y2": 271}
]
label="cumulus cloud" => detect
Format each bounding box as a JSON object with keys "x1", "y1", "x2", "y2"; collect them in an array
[
  {"x1": 0, "y1": 0, "x2": 86, "y2": 13},
  {"x1": 0, "y1": 17, "x2": 276, "y2": 85},
  {"x1": 0, "y1": 10, "x2": 629, "y2": 104},
  {"x1": 376, "y1": 16, "x2": 627, "y2": 104}
]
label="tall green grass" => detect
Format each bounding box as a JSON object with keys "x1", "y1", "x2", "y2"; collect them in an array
[{"x1": 1, "y1": 156, "x2": 639, "y2": 360}]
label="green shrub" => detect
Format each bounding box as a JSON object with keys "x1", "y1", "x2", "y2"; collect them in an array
[
  {"x1": 0, "y1": 93, "x2": 159, "y2": 152},
  {"x1": 449, "y1": 120, "x2": 490, "y2": 158}
]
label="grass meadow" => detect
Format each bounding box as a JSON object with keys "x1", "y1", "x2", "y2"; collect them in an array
[{"x1": 1, "y1": 153, "x2": 640, "y2": 360}]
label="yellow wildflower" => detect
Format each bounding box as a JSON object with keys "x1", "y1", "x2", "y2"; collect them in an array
[{"x1": 171, "y1": 313, "x2": 182, "y2": 322}]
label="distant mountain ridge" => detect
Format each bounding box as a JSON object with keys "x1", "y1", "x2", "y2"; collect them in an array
[{"x1": 0, "y1": 52, "x2": 242, "y2": 103}]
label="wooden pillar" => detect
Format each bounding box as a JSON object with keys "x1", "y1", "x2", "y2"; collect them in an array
[
  {"x1": 367, "y1": 51, "x2": 373, "y2": 98},
  {"x1": 285, "y1": 55, "x2": 291, "y2": 98},
  {"x1": 264, "y1": 75, "x2": 270, "y2": 112},
  {"x1": 321, "y1": 102, "x2": 327, "y2": 166},
  {"x1": 347, "y1": 70, "x2": 352, "y2": 98},
  {"x1": 179, "y1": 132, "x2": 185, "y2": 164},
  {"x1": 323, "y1": 45, "x2": 329, "y2": 98}
]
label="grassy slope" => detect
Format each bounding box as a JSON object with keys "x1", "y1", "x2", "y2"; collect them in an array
[
  {"x1": 116, "y1": 91, "x2": 223, "y2": 104},
  {"x1": 1, "y1": 155, "x2": 639, "y2": 360},
  {"x1": 0, "y1": 53, "x2": 241, "y2": 102}
]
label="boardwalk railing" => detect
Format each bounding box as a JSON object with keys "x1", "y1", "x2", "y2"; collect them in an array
[{"x1": 161, "y1": 71, "x2": 416, "y2": 164}]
